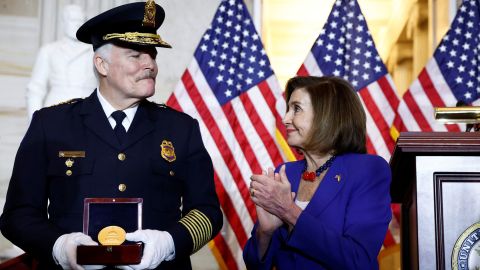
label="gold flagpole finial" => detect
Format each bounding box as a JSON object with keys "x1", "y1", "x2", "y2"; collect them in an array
[{"x1": 142, "y1": 0, "x2": 156, "y2": 27}]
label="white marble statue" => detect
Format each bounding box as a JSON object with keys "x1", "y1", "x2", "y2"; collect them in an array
[{"x1": 26, "y1": 4, "x2": 96, "y2": 118}]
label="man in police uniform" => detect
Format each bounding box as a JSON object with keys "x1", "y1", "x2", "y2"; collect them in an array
[{"x1": 0, "y1": 1, "x2": 222, "y2": 269}]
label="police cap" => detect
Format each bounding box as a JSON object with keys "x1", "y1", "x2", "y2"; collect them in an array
[{"x1": 76, "y1": 0, "x2": 171, "y2": 50}]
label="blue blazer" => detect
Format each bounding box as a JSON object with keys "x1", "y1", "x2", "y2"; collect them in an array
[
  {"x1": 243, "y1": 153, "x2": 391, "y2": 270},
  {"x1": 0, "y1": 91, "x2": 222, "y2": 270}
]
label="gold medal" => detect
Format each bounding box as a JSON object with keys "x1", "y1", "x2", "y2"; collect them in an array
[{"x1": 98, "y1": 225, "x2": 126, "y2": 246}]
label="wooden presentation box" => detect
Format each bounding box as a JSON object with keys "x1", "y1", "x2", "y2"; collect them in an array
[{"x1": 77, "y1": 198, "x2": 144, "y2": 265}]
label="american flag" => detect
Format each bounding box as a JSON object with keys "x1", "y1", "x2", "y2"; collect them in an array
[
  {"x1": 393, "y1": 0, "x2": 480, "y2": 133},
  {"x1": 166, "y1": 0, "x2": 291, "y2": 269},
  {"x1": 296, "y1": 0, "x2": 401, "y2": 247}
]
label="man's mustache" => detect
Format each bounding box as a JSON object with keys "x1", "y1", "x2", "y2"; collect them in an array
[{"x1": 136, "y1": 70, "x2": 156, "y2": 81}]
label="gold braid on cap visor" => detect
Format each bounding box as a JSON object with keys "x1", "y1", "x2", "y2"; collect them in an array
[{"x1": 103, "y1": 32, "x2": 170, "y2": 47}]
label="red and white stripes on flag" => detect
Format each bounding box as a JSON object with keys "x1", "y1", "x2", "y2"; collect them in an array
[
  {"x1": 167, "y1": 0, "x2": 291, "y2": 268},
  {"x1": 297, "y1": 0, "x2": 401, "y2": 247},
  {"x1": 393, "y1": 60, "x2": 463, "y2": 133},
  {"x1": 169, "y1": 69, "x2": 287, "y2": 270},
  {"x1": 393, "y1": 0, "x2": 480, "y2": 134}
]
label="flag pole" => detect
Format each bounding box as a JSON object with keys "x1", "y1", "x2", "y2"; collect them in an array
[{"x1": 253, "y1": 0, "x2": 262, "y2": 37}]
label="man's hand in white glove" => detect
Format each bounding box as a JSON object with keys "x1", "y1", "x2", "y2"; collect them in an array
[
  {"x1": 52, "y1": 232, "x2": 103, "y2": 270},
  {"x1": 116, "y1": 229, "x2": 175, "y2": 270}
]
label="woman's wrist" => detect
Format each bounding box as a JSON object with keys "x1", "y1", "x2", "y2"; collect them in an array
[
  {"x1": 282, "y1": 202, "x2": 302, "y2": 226},
  {"x1": 257, "y1": 225, "x2": 276, "y2": 236},
  {"x1": 255, "y1": 229, "x2": 273, "y2": 260}
]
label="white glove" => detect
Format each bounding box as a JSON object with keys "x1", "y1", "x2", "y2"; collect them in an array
[
  {"x1": 116, "y1": 229, "x2": 175, "y2": 270},
  {"x1": 52, "y1": 232, "x2": 103, "y2": 270}
]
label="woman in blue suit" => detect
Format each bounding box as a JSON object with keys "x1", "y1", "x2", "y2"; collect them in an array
[{"x1": 244, "y1": 76, "x2": 392, "y2": 269}]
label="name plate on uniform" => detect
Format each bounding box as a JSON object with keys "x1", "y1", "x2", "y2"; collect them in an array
[{"x1": 77, "y1": 198, "x2": 144, "y2": 265}]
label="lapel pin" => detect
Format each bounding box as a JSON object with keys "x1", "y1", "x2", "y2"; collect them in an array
[
  {"x1": 65, "y1": 159, "x2": 74, "y2": 168},
  {"x1": 335, "y1": 174, "x2": 341, "y2": 182}
]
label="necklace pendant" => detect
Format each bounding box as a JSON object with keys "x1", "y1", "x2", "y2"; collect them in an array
[
  {"x1": 302, "y1": 171, "x2": 316, "y2": 181},
  {"x1": 302, "y1": 155, "x2": 336, "y2": 182}
]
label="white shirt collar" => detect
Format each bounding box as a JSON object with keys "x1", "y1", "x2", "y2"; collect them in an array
[{"x1": 96, "y1": 89, "x2": 138, "y2": 131}]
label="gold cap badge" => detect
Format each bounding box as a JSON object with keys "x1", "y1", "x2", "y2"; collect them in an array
[
  {"x1": 142, "y1": 0, "x2": 156, "y2": 27},
  {"x1": 161, "y1": 140, "x2": 176, "y2": 162}
]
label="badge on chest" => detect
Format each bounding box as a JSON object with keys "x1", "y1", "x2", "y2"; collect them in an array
[{"x1": 160, "y1": 140, "x2": 176, "y2": 162}]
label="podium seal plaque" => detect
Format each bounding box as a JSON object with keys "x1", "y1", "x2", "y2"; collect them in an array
[{"x1": 452, "y1": 222, "x2": 480, "y2": 270}]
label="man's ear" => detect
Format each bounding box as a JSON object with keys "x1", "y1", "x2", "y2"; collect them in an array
[{"x1": 94, "y1": 55, "x2": 108, "y2": 76}]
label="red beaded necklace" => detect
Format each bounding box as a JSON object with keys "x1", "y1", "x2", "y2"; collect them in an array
[{"x1": 302, "y1": 155, "x2": 336, "y2": 181}]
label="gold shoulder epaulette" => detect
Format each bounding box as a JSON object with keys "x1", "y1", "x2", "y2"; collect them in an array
[{"x1": 48, "y1": 98, "x2": 82, "y2": 107}]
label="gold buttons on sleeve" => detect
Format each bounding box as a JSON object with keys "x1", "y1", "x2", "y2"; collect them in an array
[
  {"x1": 169, "y1": 170, "x2": 175, "y2": 176},
  {"x1": 118, "y1": 153, "x2": 126, "y2": 161},
  {"x1": 118, "y1": 184, "x2": 127, "y2": 192},
  {"x1": 66, "y1": 170, "x2": 72, "y2": 176}
]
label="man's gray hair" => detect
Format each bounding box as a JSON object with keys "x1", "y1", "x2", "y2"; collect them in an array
[{"x1": 93, "y1": 43, "x2": 113, "y2": 80}]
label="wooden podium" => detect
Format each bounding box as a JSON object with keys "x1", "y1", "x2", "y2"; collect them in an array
[{"x1": 390, "y1": 132, "x2": 480, "y2": 270}]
